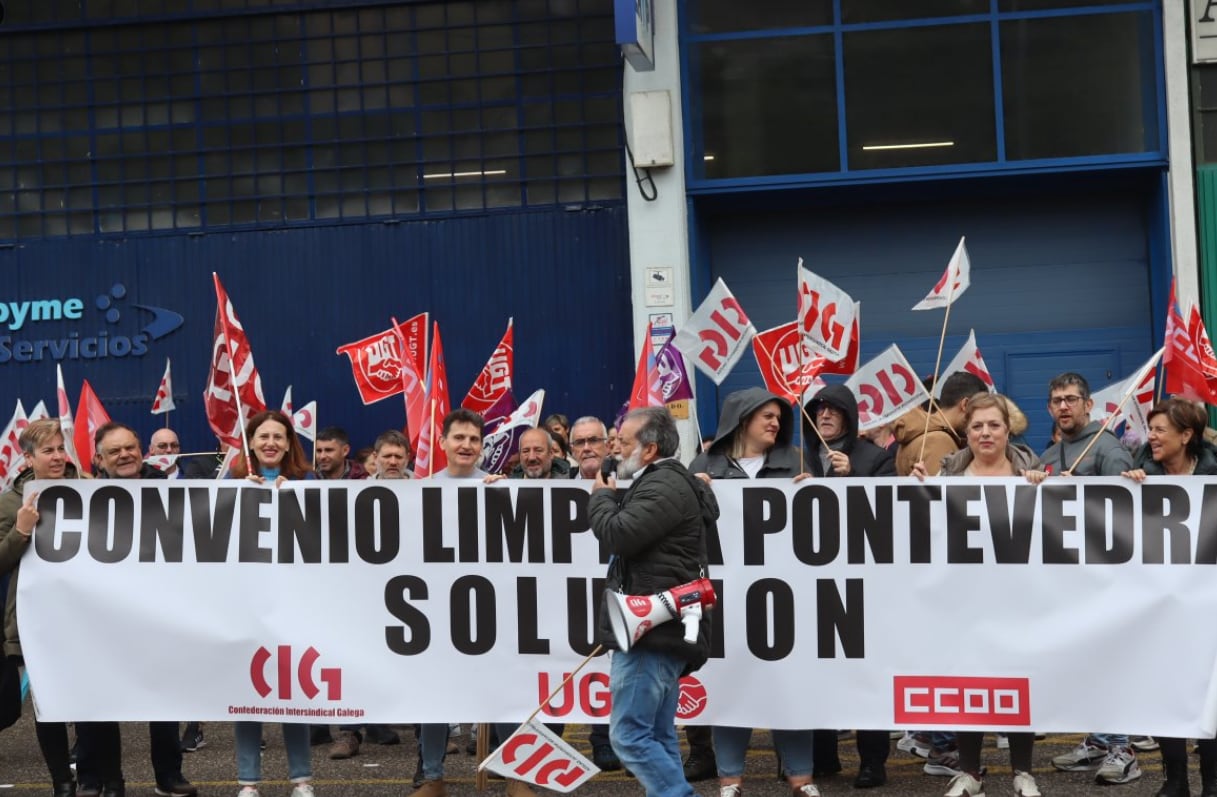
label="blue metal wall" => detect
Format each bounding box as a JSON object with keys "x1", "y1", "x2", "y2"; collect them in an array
[{"x1": 0, "y1": 206, "x2": 632, "y2": 453}]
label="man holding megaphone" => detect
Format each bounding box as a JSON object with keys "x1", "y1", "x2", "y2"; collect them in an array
[{"x1": 589, "y1": 407, "x2": 717, "y2": 797}]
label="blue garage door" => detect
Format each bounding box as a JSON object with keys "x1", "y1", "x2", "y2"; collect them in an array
[{"x1": 704, "y1": 188, "x2": 1157, "y2": 450}]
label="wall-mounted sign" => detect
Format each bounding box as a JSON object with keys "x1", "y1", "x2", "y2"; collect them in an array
[
  {"x1": 1193, "y1": 0, "x2": 1217, "y2": 63},
  {"x1": 615, "y1": 0, "x2": 654, "y2": 72}
]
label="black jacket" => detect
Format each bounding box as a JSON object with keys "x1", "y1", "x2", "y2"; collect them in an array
[
  {"x1": 588, "y1": 458, "x2": 716, "y2": 670},
  {"x1": 802, "y1": 384, "x2": 896, "y2": 477},
  {"x1": 689, "y1": 387, "x2": 802, "y2": 479},
  {"x1": 1132, "y1": 439, "x2": 1217, "y2": 475}
]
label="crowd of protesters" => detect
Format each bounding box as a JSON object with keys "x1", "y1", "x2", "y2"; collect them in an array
[{"x1": 1, "y1": 367, "x2": 1213, "y2": 797}]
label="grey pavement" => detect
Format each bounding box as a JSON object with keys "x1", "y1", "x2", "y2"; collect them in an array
[{"x1": 0, "y1": 717, "x2": 1189, "y2": 797}]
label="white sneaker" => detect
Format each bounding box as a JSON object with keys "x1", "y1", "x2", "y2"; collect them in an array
[
  {"x1": 792, "y1": 786, "x2": 820, "y2": 797},
  {"x1": 720, "y1": 785, "x2": 741, "y2": 797},
  {"x1": 1051, "y1": 737, "x2": 1107, "y2": 771},
  {"x1": 898, "y1": 731, "x2": 932, "y2": 758},
  {"x1": 995, "y1": 733, "x2": 1009, "y2": 750},
  {"x1": 1012, "y1": 771, "x2": 1041, "y2": 797},
  {"x1": 290, "y1": 784, "x2": 314, "y2": 797},
  {"x1": 1095, "y1": 745, "x2": 1141, "y2": 784},
  {"x1": 237, "y1": 788, "x2": 260, "y2": 797},
  {"x1": 943, "y1": 772, "x2": 984, "y2": 797},
  {"x1": 1130, "y1": 735, "x2": 1159, "y2": 752}
]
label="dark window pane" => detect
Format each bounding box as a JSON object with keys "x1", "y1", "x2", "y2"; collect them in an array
[
  {"x1": 1002, "y1": 12, "x2": 1157, "y2": 160},
  {"x1": 1000, "y1": 0, "x2": 1124, "y2": 9},
  {"x1": 698, "y1": 35, "x2": 839, "y2": 177},
  {"x1": 1194, "y1": 67, "x2": 1217, "y2": 165},
  {"x1": 842, "y1": 0, "x2": 988, "y2": 23},
  {"x1": 844, "y1": 23, "x2": 995, "y2": 170},
  {"x1": 688, "y1": 0, "x2": 833, "y2": 34}
]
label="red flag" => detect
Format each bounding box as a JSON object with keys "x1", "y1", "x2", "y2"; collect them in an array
[
  {"x1": 336, "y1": 313, "x2": 428, "y2": 405},
  {"x1": 74, "y1": 380, "x2": 111, "y2": 475},
  {"x1": 628, "y1": 323, "x2": 663, "y2": 411},
  {"x1": 462, "y1": 319, "x2": 514, "y2": 416},
  {"x1": 204, "y1": 274, "x2": 267, "y2": 449},
  {"x1": 1164, "y1": 281, "x2": 1217, "y2": 402},
  {"x1": 413, "y1": 323, "x2": 451, "y2": 478},
  {"x1": 751, "y1": 322, "x2": 825, "y2": 403},
  {"x1": 389, "y1": 316, "x2": 428, "y2": 450},
  {"x1": 151, "y1": 358, "x2": 176, "y2": 415}
]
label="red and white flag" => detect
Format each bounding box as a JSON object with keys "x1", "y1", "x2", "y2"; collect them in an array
[
  {"x1": 913, "y1": 236, "x2": 971, "y2": 311},
  {"x1": 74, "y1": 379, "x2": 112, "y2": 475},
  {"x1": 934, "y1": 329, "x2": 995, "y2": 398},
  {"x1": 56, "y1": 364, "x2": 81, "y2": 469},
  {"x1": 151, "y1": 358, "x2": 176, "y2": 415},
  {"x1": 336, "y1": 313, "x2": 428, "y2": 405},
  {"x1": 797, "y1": 260, "x2": 856, "y2": 361},
  {"x1": 280, "y1": 385, "x2": 293, "y2": 416},
  {"x1": 0, "y1": 401, "x2": 28, "y2": 483},
  {"x1": 27, "y1": 401, "x2": 49, "y2": 421},
  {"x1": 751, "y1": 321, "x2": 826, "y2": 403},
  {"x1": 413, "y1": 323, "x2": 451, "y2": 478},
  {"x1": 1091, "y1": 350, "x2": 1163, "y2": 441},
  {"x1": 1164, "y1": 281, "x2": 1217, "y2": 403},
  {"x1": 463, "y1": 319, "x2": 514, "y2": 416},
  {"x1": 292, "y1": 401, "x2": 318, "y2": 442},
  {"x1": 204, "y1": 274, "x2": 267, "y2": 450},
  {"x1": 846, "y1": 344, "x2": 930, "y2": 432},
  {"x1": 479, "y1": 719, "x2": 598, "y2": 793},
  {"x1": 672, "y1": 278, "x2": 756, "y2": 385}
]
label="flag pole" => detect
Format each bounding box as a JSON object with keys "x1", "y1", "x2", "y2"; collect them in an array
[
  {"x1": 426, "y1": 396, "x2": 437, "y2": 478},
  {"x1": 1062, "y1": 348, "x2": 1164, "y2": 476},
  {"x1": 916, "y1": 282, "x2": 959, "y2": 465}
]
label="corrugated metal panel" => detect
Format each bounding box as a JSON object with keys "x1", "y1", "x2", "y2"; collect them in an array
[
  {"x1": 705, "y1": 184, "x2": 1156, "y2": 446},
  {"x1": 0, "y1": 206, "x2": 632, "y2": 453}
]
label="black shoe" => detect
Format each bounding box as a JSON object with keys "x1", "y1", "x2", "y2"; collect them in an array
[
  {"x1": 683, "y1": 753, "x2": 717, "y2": 782},
  {"x1": 76, "y1": 784, "x2": 99, "y2": 797},
  {"x1": 309, "y1": 726, "x2": 333, "y2": 746},
  {"x1": 365, "y1": 725, "x2": 400, "y2": 746},
  {"x1": 100, "y1": 781, "x2": 124, "y2": 797},
  {"x1": 52, "y1": 782, "x2": 76, "y2": 797},
  {"x1": 813, "y1": 764, "x2": 842, "y2": 778},
  {"x1": 592, "y1": 745, "x2": 622, "y2": 772},
  {"x1": 154, "y1": 778, "x2": 197, "y2": 797},
  {"x1": 853, "y1": 765, "x2": 886, "y2": 789}
]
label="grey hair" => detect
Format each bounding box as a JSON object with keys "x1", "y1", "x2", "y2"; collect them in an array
[
  {"x1": 625, "y1": 407, "x2": 679, "y2": 458},
  {"x1": 571, "y1": 416, "x2": 607, "y2": 437}
]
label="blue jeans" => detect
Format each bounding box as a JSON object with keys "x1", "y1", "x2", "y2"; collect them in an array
[
  {"x1": 1092, "y1": 733, "x2": 1129, "y2": 747},
  {"x1": 418, "y1": 723, "x2": 450, "y2": 782},
  {"x1": 234, "y1": 722, "x2": 312, "y2": 784},
  {"x1": 713, "y1": 726, "x2": 813, "y2": 778},
  {"x1": 608, "y1": 648, "x2": 694, "y2": 797}
]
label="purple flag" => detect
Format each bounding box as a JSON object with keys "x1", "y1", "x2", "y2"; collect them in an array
[
  {"x1": 653, "y1": 339, "x2": 694, "y2": 403},
  {"x1": 479, "y1": 389, "x2": 544, "y2": 475}
]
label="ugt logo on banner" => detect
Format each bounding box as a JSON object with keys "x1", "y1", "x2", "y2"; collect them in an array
[{"x1": 250, "y1": 645, "x2": 343, "y2": 701}]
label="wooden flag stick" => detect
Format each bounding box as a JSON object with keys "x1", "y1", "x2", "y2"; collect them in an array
[
  {"x1": 917, "y1": 298, "x2": 956, "y2": 465},
  {"x1": 1062, "y1": 348, "x2": 1164, "y2": 475},
  {"x1": 475, "y1": 723, "x2": 490, "y2": 791}
]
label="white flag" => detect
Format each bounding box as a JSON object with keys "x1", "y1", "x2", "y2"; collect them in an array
[
  {"x1": 1091, "y1": 350, "x2": 1163, "y2": 443},
  {"x1": 0, "y1": 400, "x2": 28, "y2": 482},
  {"x1": 913, "y1": 236, "x2": 971, "y2": 310},
  {"x1": 846, "y1": 345, "x2": 930, "y2": 432},
  {"x1": 57, "y1": 365, "x2": 82, "y2": 469},
  {"x1": 672, "y1": 278, "x2": 756, "y2": 385},
  {"x1": 292, "y1": 401, "x2": 317, "y2": 442},
  {"x1": 151, "y1": 358, "x2": 176, "y2": 415},
  {"x1": 934, "y1": 329, "x2": 995, "y2": 398},
  {"x1": 281, "y1": 385, "x2": 293, "y2": 416},
  {"x1": 144, "y1": 454, "x2": 180, "y2": 473},
  {"x1": 27, "y1": 400, "x2": 50, "y2": 421},
  {"x1": 797, "y1": 260, "x2": 856, "y2": 361},
  {"x1": 479, "y1": 719, "x2": 599, "y2": 793}
]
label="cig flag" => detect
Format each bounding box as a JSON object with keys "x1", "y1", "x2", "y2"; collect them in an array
[
  {"x1": 846, "y1": 345, "x2": 929, "y2": 432},
  {"x1": 479, "y1": 719, "x2": 598, "y2": 794},
  {"x1": 151, "y1": 358, "x2": 176, "y2": 414},
  {"x1": 672, "y1": 278, "x2": 756, "y2": 385},
  {"x1": 913, "y1": 236, "x2": 971, "y2": 310},
  {"x1": 934, "y1": 329, "x2": 995, "y2": 398},
  {"x1": 797, "y1": 260, "x2": 856, "y2": 361}
]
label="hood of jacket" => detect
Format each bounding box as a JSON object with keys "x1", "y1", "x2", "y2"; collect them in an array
[
  {"x1": 11, "y1": 462, "x2": 81, "y2": 493},
  {"x1": 803, "y1": 383, "x2": 858, "y2": 451},
  {"x1": 891, "y1": 406, "x2": 957, "y2": 448},
  {"x1": 708, "y1": 387, "x2": 793, "y2": 454}
]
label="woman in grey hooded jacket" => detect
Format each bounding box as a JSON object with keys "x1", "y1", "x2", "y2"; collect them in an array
[{"x1": 689, "y1": 388, "x2": 820, "y2": 797}]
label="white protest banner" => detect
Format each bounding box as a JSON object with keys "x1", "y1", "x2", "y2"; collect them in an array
[
  {"x1": 846, "y1": 344, "x2": 929, "y2": 431},
  {"x1": 672, "y1": 278, "x2": 756, "y2": 385},
  {"x1": 934, "y1": 329, "x2": 995, "y2": 398},
  {"x1": 797, "y1": 260, "x2": 856, "y2": 361},
  {"x1": 17, "y1": 478, "x2": 1217, "y2": 737},
  {"x1": 480, "y1": 719, "x2": 599, "y2": 792}
]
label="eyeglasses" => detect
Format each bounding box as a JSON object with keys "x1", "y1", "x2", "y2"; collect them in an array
[
  {"x1": 570, "y1": 436, "x2": 607, "y2": 448},
  {"x1": 1049, "y1": 395, "x2": 1085, "y2": 408}
]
